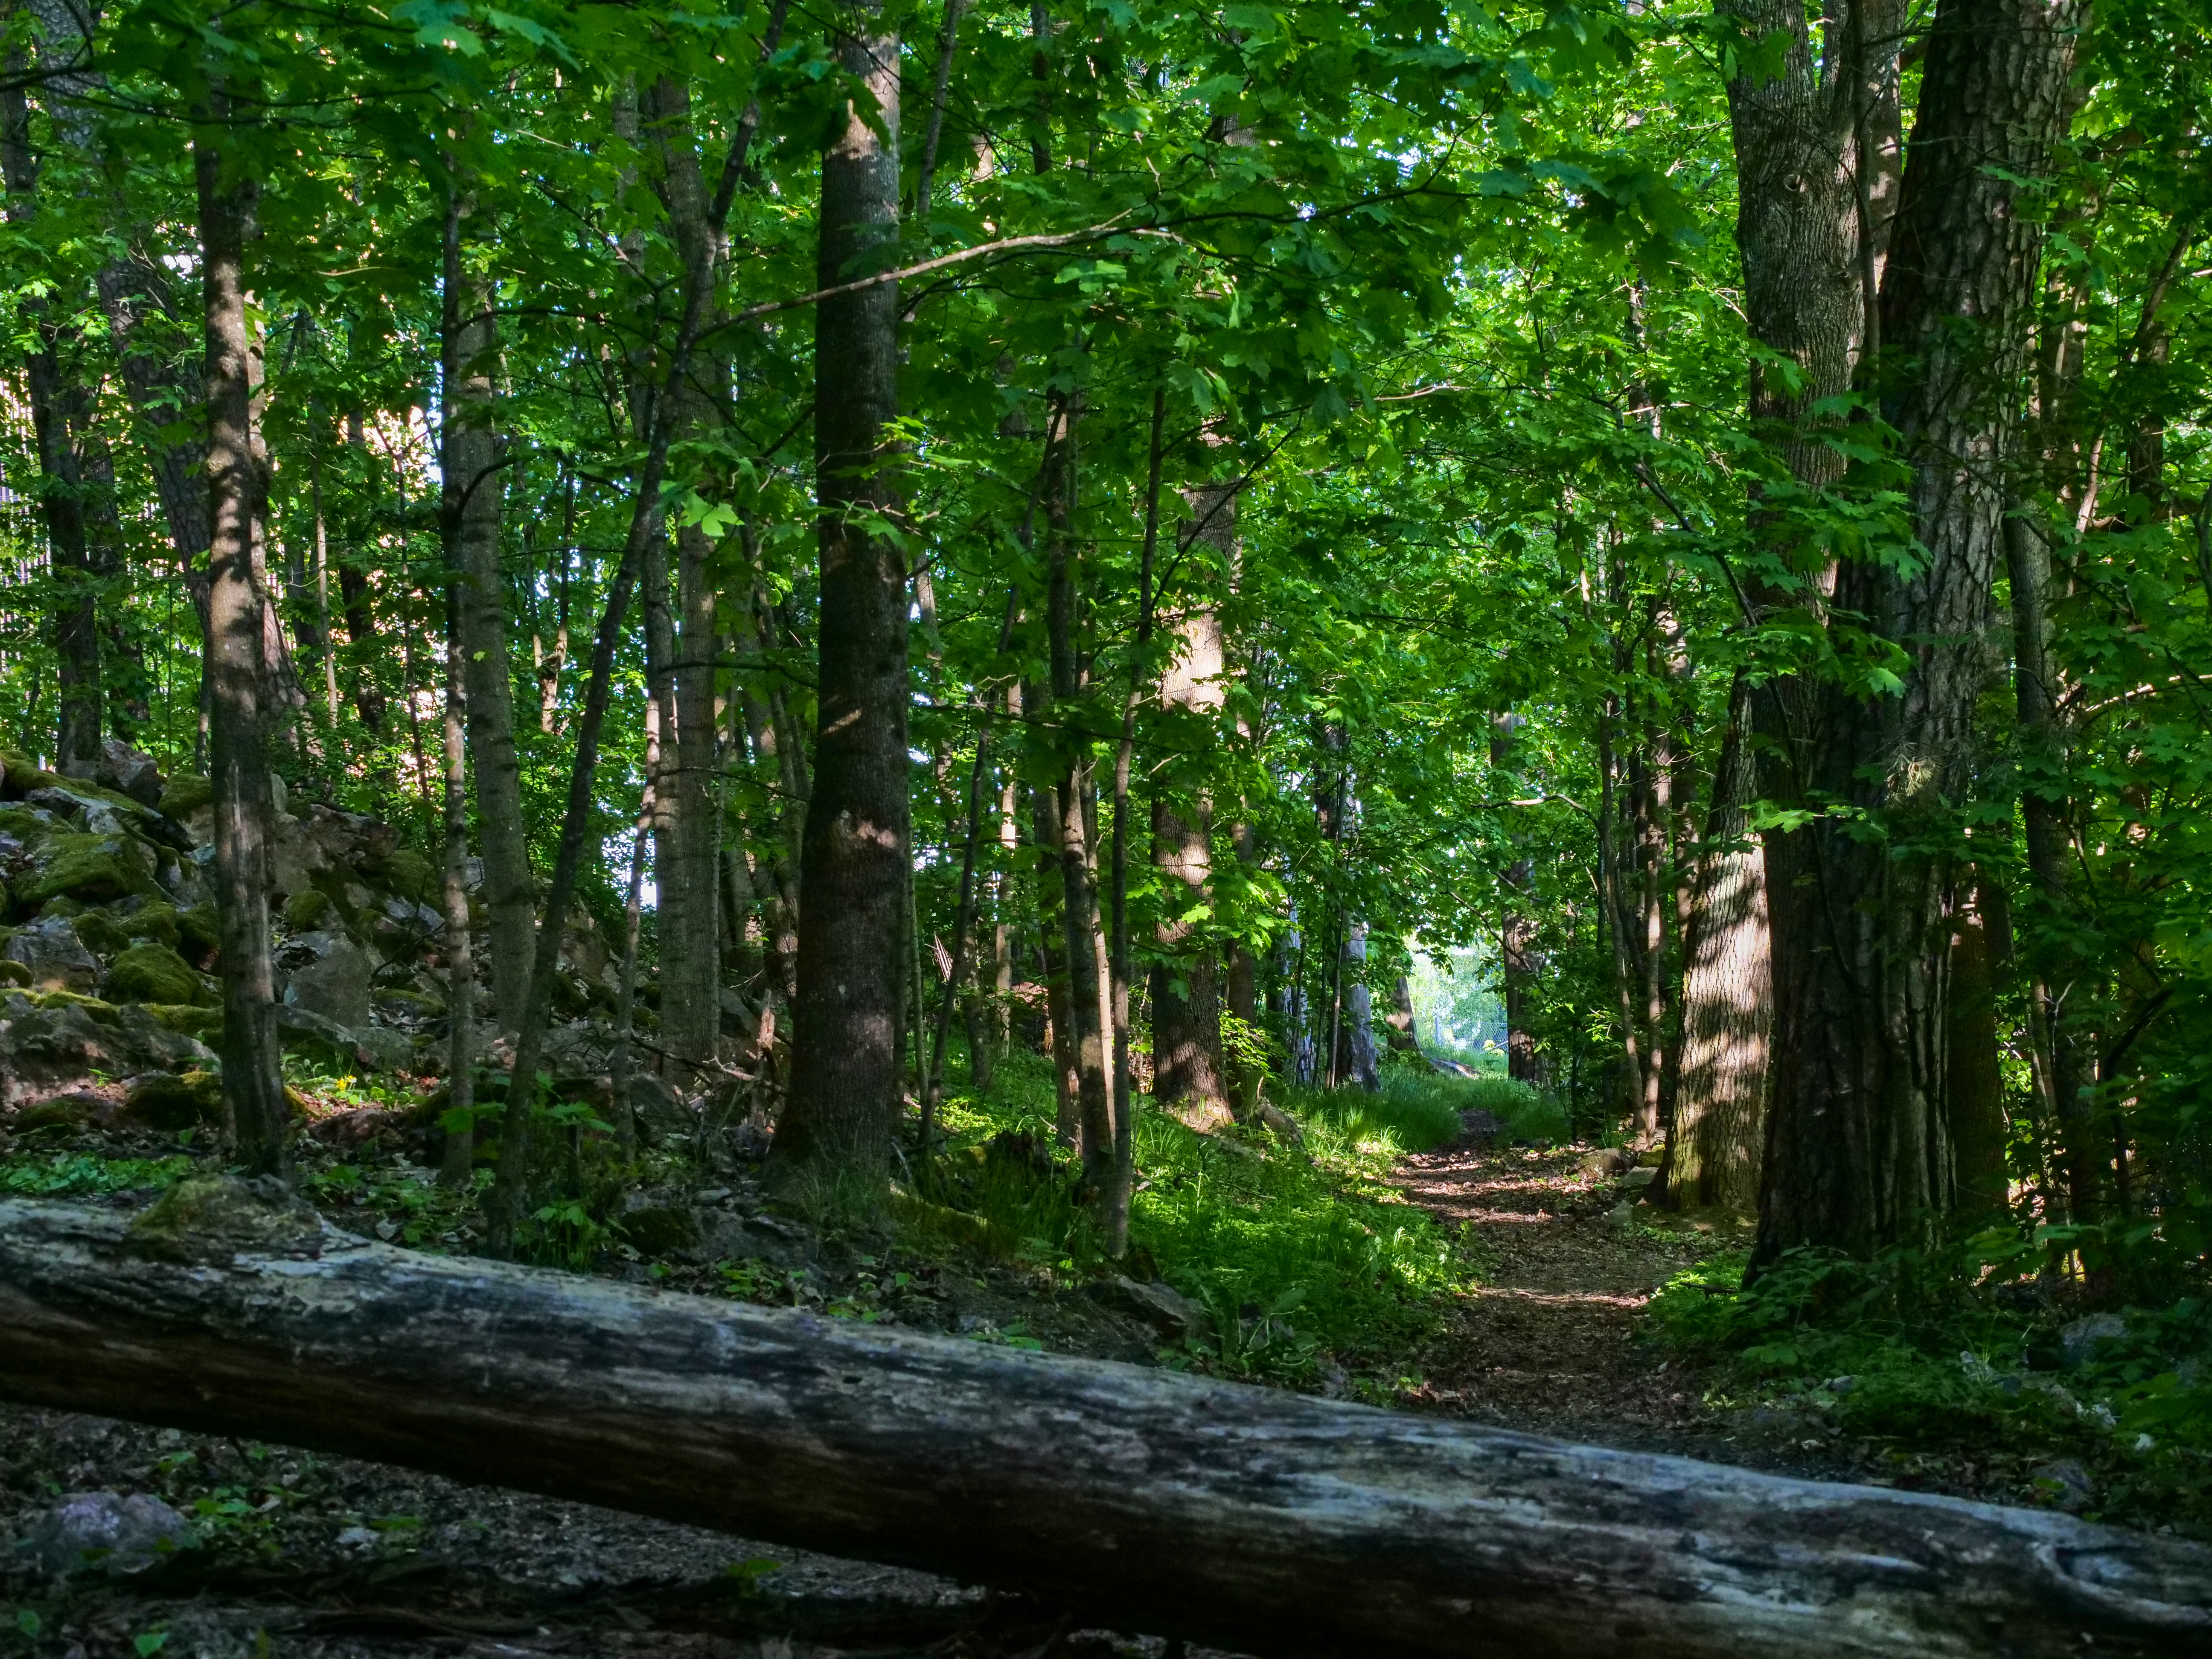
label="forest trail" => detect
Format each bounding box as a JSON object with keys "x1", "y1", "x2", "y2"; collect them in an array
[{"x1": 1390, "y1": 1135, "x2": 1735, "y2": 1452}]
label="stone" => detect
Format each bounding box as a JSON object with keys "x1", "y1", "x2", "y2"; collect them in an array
[
  {"x1": 352, "y1": 1024, "x2": 413, "y2": 1074},
  {"x1": 4, "y1": 914, "x2": 101, "y2": 993},
  {"x1": 158, "y1": 774, "x2": 212, "y2": 820},
  {"x1": 2060, "y1": 1312, "x2": 2129, "y2": 1369},
  {"x1": 177, "y1": 902, "x2": 222, "y2": 963},
  {"x1": 105, "y1": 942, "x2": 213, "y2": 1007},
  {"x1": 619, "y1": 1204, "x2": 702, "y2": 1256},
  {"x1": 117, "y1": 897, "x2": 183, "y2": 950},
  {"x1": 11, "y1": 1093, "x2": 98, "y2": 1132},
  {"x1": 71, "y1": 908, "x2": 131, "y2": 959},
  {"x1": 143, "y1": 1003, "x2": 222, "y2": 1042},
  {"x1": 282, "y1": 887, "x2": 335, "y2": 931},
  {"x1": 97, "y1": 739, "x2": 164, "y2": 806},
  {"x1": 1621, "y1": 1166, "x2": 1658, "y2": 1191},
  {"x1": 279, "y1": 928, "x2": 374, "y2": 1028},
  {"x1": 124, "y1": 1070, "x2": 222, "y2": 1132},
  {"x1": 24, "y1": 1491, "x2": 193, "y2": 1578},
  {"x1": 1094, "y1": 1275, "x2": 1210, "y2": 1339},
  {"x1": 265, "y1": 808, "x2": 323, "y2": 899},
  {"x1": 19, "y1": 830, "x2": 157, "y2": 908}
]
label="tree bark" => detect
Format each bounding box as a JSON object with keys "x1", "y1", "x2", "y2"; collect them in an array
[
  {"x1": 1663, "y1": 674, "x2": 1769, "y2": 1214},
  {"x1": 645, "y1": 73, "x2": 725, "y2": 1078},
  {"x1": 438, "y1": 580, "x2": 476, "y2": 1189},
  {"x1": 775, "y1": 16, "x2": 907, "y2": 1191},
  {"x1": 1755, "y1": 0, "x2": 2084, "y2": 1265},
  {"x1": 0, "y1": 48, "x2": 102, "y2": 765},
  {"x1": 1150, "y1": 485, "x2": 1232, "y2": 1132},
  {"x1": 5, "y1": 1187, "x2": 2208, "y2": 1659},
  {"x1": 442, "y1": 171, "x2": 532, "y2": 1037},
  {"x1": 193, "y1": 101, "x2": 288, "y2": 1178}
]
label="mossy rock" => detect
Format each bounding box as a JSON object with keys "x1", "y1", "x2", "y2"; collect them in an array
[
  {"x1": 129, "y1": 1172, "x2": 324, "y2": 1263},
  {"x1": 282, "y1": 888, "x2": 333, "y2": 931},
  {"x1": 144, "y1": 1002, "x2": 224, "y2": 1041},
  {"x1": 0, "y1": 958, "x2": 29, "y2": 988},
  {"x1": 24, "y1": 988, "x2": 122, "y2": 1025},
  {"x1": 617, "y1": 1205, "x2": 701, "y2": 1257},
  {"x1": 370, "y1": 846, "x2": 437, "y2": 905},
  {"x1": 120, "y1": 900, "x2": 182, "y2": 950},
  {"x1": 0, "y1": 751, "x2": 61, "y2": 798},
  {"x1": 38, "y1": 894, "x2": 83, "y2": 919},
  {"x1": 18, "y1": 832, "x2": 157, "y2": 908},
  {"x1": 11, "y1": 1094, "x2": 92, "y2": 1133},
  {"x1": 73, "y1": 910, "x2": 131, "y2": 960},
  {"x1": 158, "y1": 774, "x2": 213, "y2": 819},
  {"x1": 106, "y1": 942, "x2": 215, "y2": 1007},
  {"x1": 178, "y1": 902, "x2": 222, "y2": 963},
  {"x1": 124, "y1": 1069, "x2": 223, "y2": 1132},
  {"x1": 0, "y1": 805, "x2": 55, "y2": 844}
]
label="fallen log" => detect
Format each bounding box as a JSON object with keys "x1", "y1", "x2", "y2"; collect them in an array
[{"x1": 0, "y1": 1180, "x2": 2206, "y2": 1659}]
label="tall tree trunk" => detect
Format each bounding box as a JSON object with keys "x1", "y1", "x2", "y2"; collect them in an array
[
  {"x1": 443, "y1": 173, "x2": 532, "y2": 1037},
  {"x1": 1755, "y1": 0, "x2": 2084, "y2": 1265},
  {"x1": 1662, "y1": 675, "x2": 1769, "y2": 1213},
  {"x1": 1033, "y1": 777, "x2": 1083, "y2": 1148},
  {"x1": 1150, "y1": 486, "x2": 1232, "y2": 1133},
  {"x1": 645, "y1": 73, "x2": 725, "y2": 1079},
  {"x1": 194, "y1": 96, "x2": 287, "y2": 1178},
  {"x1": 774, "y1": 15, "x2": 907, "y2": 1192},
  {"x1": 1490, "y1": 715, "x2": 1545, "y2": 1086},
  {"x1": 439, "y1": 581, "x2": 476, "y2": 1188},
  {"x1": 1029, "y1": 396, "x2": 1117, "y2": 1205},
  {"x1": 0, "y1": 52, "x2": 101, "y2": 765}
]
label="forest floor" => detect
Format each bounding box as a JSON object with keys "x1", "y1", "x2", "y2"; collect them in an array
[{"x1": 0, "y1": 1104, "x2": 2124, "y2": 1659}]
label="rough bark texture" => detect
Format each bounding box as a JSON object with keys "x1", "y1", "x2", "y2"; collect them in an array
[
  {"x1": 194, "y1": 111, "x2": 288, "y2": 1178},
  {"x1": 1665, "y1": 675, "x2": 1770, "y2": 1214},
  {"x1": 646, "y1": 74, "x2": 725, "y2": 1076},
  {"x1": 777, "y1": 20, "x2": 906, "y2": 1188},
  {"x1": 443, "y1": 176, "x2": 532, "y2": 1036},
  {"x1": 0, "y1": 48, "x2": 102, "y2": 763},
  {"x1": 439, "y1": 582, "x2": 476, "y2": 1188},
  {"x1": 1149, "y1": 490, "x2": 1232, "y2": 1132},
  {"x1": 3, "y1": 1187, "x2": 2208, "y2": 1659},
  {"x1": 1756, "y1": 0, "x2": 2083, "y2": 1264}
]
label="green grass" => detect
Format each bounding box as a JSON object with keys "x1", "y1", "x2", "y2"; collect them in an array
[
  {"x1": 1288, "y1": 1061, "x2": 1566, "y2": 1153},
  {"x1": 1645, "y1": 1240, "x2": 2212, "y2": 1534},
  {"x1": 926, "y1": 1050, "x2": 1486, "y2": 1380}
]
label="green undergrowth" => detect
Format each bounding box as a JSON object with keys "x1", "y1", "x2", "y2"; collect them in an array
[
  {"x1": 1646, "y1": 1239, "x2": 2212, "y2": 1533},
  {"x1": 920, "y1": 1049, "x2": 1487, "y2": 1382},
  {"x1": 0, "y1": 1149, "x2": 195, "y2": 1196}
]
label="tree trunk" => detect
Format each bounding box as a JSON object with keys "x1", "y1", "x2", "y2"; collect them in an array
[
  {"x1": 1150, "y1": 486, "x2": 1232, "y2": 1132},
  {"x1": 1339, "y1": 921, "x2": 1380, "y2": 1091},
  {"x1": 193, "y1": 102, "x2": 288, "y2": 1178},
  {"x1": 775, "y1": 15, "x2": 906, "y2": 1191},
  {"x1": 6, "y1": 1187, "x2": 2207, "y2": 1659},
  {"x1": 645, "y1": 73, "x2": 725, "y2": 1078},
  {"x1": 1663, "y1": 675, "x2": 1769, "y2": 1214},
  {"x1": 438, "y1": 581, "x2": 476, "y2": 1189},
  {"x1": 0, "y1": 55, "x2": 102, "y2": 765},
  {"x1": 443, "y1": 173, "x2": 532, "y2": 1036},
  {"x1": 1755, "y1": 0, "x2": 2084, "y2": 1265}
]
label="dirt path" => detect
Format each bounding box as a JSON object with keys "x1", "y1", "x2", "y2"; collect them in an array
[{"x1": 1391, "y1": 1137, "x2": 1746, "y2": 1452}]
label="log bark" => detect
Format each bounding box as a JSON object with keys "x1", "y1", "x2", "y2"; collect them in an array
[{"x1": 1, "y1": 1187, "x2": 2207, "y2": 1659}]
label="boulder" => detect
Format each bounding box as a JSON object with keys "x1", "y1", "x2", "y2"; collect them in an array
[
  {"x1": 157, "y1": 774, "x2": 212, "y2": 820},
  {"x1": 352, "y1": 1024, "x2": 413, "y2": 1074},
  {"x1": 282, "y1": 887, "x2": 334, "y2": 931},
  {"x1": 279, "y1": 928, "x2": 374, "y2": 1028},
  {"x1": 1093, "y1": 1275, "x2": 1211, "y2": 1339},
  {"x1": 97, "y1": 739, "x2": 164, "y2": 807},
  {"x1": 124, "y1": 1070, "x2": 222, "y2": 1132},
  {"x1": 0, "y1": 995, "x2": 215, "y2": 1102},
  {"x1": 105, "y1": 942, "x2": 214, "y2": 1007},
  {"x1": 17, "y1": 831, "x2": 158, "y2": 908},
  {"x1": 3, "y1": 914, "x2": 101, "y2": 993},
  {"x1": 23, "y1": 1491, "x2": 194, "y2": 1579}
]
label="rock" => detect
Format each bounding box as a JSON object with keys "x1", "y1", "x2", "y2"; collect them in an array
[
  {"x1": 4, "y1": 914, "x2": 102, "y2": 993},
  {"x1": 2060, "y1": 1312, "x2": 2129, "y2": 1369},
  {"x1": 12, "y1": 1091, "x2": 106, "y2": 1132},
  {"x1": 620, "y1": 1204, "x2": 702, "y2": 1256},
  {"x1": 265, "y1": 808, "x2": 324, "y2": 899},
  {"x1": 143, "y1": 1002, "x2": 223, "y2": 1043},
  {"x1": 158, "y1": 774, "x2": 212, "y2": 820},
  {"x1": 279, "y1": 928, "x2": 374, "y2": 1028},
  {"x1": 124, "y1": 1070, "x2": 223, "y2": 1132},
  {"x1": 18, "y1": 830, "x2": 158, "y2": 908},
  {"x1": 1456, "y1": 1109, "x2": 1506, "y2": 1146},
  {"x1": 116, "y1": 896, "x2": 183, "y2": 950},
  {"x1": 1621, "y1": 1166, "x2": 1658, "y2": 1191},
  {"x1": 282, "y1": 887, "x2": 334, "y2": 931},
  {"x1": 1580, "y1": 1147, "x2": 1635, "y2": 1178},
  {"x1": 105, "y1": 942, "x2": 214, "y2": 1007},
  {"x1": 1094, "y1": 1275, "x2": 1210, "y2": 1339},
  {"x1": 72, "y1": 908, "x2": 131, "y2": 958},
  {"x1": 24, "y1": 1491, "x2": 193, "y2": 1578},
  {"x1": 177, "y1": 901, "x2": 222, "y2": 964},
  {"x1": 352, "y1": 1024, "x2": 413, "y2": 1074},
  {"x1": 2030, "y1": 1458, "x2": 2096, "y2": 1512},
  {"x1": 97, "y1": 738, "x2": 164, "y2": 806},
  {"x1": 0, "y1": 749, "x2": 61, "y2": 797}
]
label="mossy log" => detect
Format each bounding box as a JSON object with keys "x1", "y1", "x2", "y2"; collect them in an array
[{"x1": 0, "y1": 1183, "x2": 2208, "y2": 1659}]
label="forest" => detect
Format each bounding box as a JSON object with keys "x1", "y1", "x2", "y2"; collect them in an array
[{"x1": 0, "y1": 0, "x2": 2210, "y2": 1652}]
